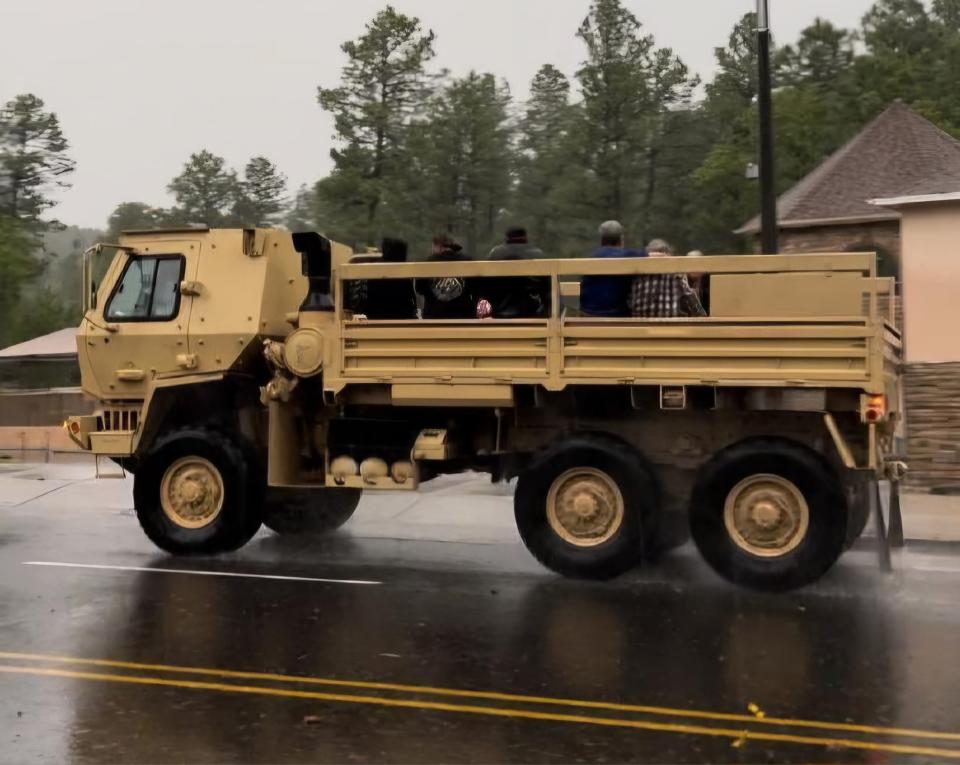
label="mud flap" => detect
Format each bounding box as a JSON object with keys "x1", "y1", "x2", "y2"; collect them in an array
[
  {"x1": 871, "y1": 480, "x2": 905, "y2": 572},
  {"x1": 887, "y1": 479, "x2": 905, "y2": 549}
]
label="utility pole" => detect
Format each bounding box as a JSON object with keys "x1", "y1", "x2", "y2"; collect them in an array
[{"x1": 757, "y1": 0, "x2": 779, "y2": 254}]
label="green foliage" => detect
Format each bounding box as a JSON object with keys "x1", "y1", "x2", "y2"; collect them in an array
[
  {"x1": 106, "y1": 202, "x2": 162, "y2": 239},
  {"x1": 0, "y1": 93, "x2": 82, "y2": 349},
  {"x1": 707, "y1": 13, "x2": 759, "y2": 111},
  {"x1": 934, "y1": 0, "x2": 960, "y2": 29},
  {"x1": 572, "y1": 0, "x2": 698, "y2": 238},
  {"x1": 0, "y1": 219, "x2": 101, "y2": 348},
  {"x1": 414, "y1": 72, "x2": 514, "y2": 256},
  {"x1": 233, "y1": 156, "x2": 287, "y2": 227},
  {"x1": 777, "y1": 19, "x2": 855, "y2": 87},
  {"x1": 513, "y1": 65, "x2": 589, "y2": 257},
  {"x1": 5, "y1": 287, "x2": 76, "y2": 349},
  {"x1": 862, "y1": 0, "x2": 932, "y2": 56},
  {"x1": 167, "y1": 150, "x2": 240, "y2": 226},
  {"x1": 0, "y1": 215, "x2": 41, "y2": 316},
  {"x1": 0, "y1": 94, "x2": 75, "y2": 231},
  {"x1": 317, "y1": 5, "x2": 436, "y2": 248},
  {"x1": 285, "y1": 184, "x2": 318, "y2": 232}
]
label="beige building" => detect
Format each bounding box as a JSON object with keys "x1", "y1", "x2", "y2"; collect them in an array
[
  {"x1": 739, "y1": 102, "x2": 960, "y2": 280},
  {"x1": 873, "y1": 189, "x2": 960, "y2": 492}
]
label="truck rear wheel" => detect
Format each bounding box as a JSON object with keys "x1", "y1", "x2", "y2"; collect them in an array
[
  {"x1": 690, "y1": 438, "x2": 847, "y2": 591},
  {"x1": 263, "y1": 487, "x2": 361, "y2": 535},
  {"x1": 514, "y1": 435, "x2": 658, "y2": 580},
  {"x1": 133, "y1": 428, "x2": 263, "y2": 555}
]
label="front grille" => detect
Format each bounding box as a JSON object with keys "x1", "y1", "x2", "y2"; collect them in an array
[{"x1": 99, "y1": 408, "x2": 139, "y2": 432}]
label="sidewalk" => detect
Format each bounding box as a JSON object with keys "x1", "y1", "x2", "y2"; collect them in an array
[{"x1": 1, "y1": 458, "x2": 959, "y2": 544}]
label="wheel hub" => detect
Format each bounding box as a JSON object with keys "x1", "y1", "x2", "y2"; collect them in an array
[
  {"x1": 546, "y1": 468, "x2": 624, "y2": 547},
  {"x1": 160, "y1": 456, "x2": 225, "y2": 529},
  {"x1": 723, "y1": 474, "x2": 809, "y2": 558}
]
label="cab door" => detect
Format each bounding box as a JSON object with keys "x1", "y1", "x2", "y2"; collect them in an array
[{"x1": 82, "y1": 239, "x2": 201, "y2": 400}]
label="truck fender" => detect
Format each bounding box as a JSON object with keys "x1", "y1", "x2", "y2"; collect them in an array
[{"x1": 133, "y1": 372, "x2": 225, "y2": 455}]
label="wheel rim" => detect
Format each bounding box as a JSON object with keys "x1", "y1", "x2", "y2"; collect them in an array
[
  {"x1": 160, "y1": 456, "x2": 225, "y2": 530},
  {"x1": 546, "y1": 467, "x2": 625, "y2": 547},
  {"x1": 723, "y1": 474, "x2": 809, "y2": 558}
]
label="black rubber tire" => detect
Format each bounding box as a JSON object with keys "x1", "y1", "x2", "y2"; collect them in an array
[
  {"x1": 263, "y1": 487, "x2": 361, "y2": 535},
  {"x1": 133, "y1": 428, "x2": 263, "y2": 555},
  {"x1": 514, "y1": 434, "x2": 658, "y2": 580},
  {"x1": 690, "y1": 438, "x2": 847, "y2": 592}
]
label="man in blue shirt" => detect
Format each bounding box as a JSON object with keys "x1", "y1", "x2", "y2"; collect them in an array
[{"x1": 580, "y1": 221, "x2": 647, "y2": 317}]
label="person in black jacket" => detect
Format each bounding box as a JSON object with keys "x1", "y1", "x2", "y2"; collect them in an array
[
  {"x1": 362, "y1": 238, "x2": 417, "y2": 320},
  {"x1": 415, "y1": 236, "x2": 476, "y2": 319},
  {"x1": 481, "y1": 227, "x2": 549, "y2": 318}
]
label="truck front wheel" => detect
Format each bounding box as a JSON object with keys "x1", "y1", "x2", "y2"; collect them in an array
[
  {"x1": 263, "y1": 488, "x2": 362, "y2": 535},
  {"x1": 514, "y1": 435, "x2": 658, "y2": 580},
  {"x1": 133, "y1": 428, "x2": 263, "y2": 555},
  {"x1": 690, "y1": 438, "x2": 847, "y2": 591}
]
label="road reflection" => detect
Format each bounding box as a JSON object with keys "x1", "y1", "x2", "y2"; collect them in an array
[{"x1": 62, "y1": 551, "x2": 907, "y2": 763}]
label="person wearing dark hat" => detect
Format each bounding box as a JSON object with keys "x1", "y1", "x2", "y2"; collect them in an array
[
  {"x1": 482, "y1": 226, "x2": 549, "y2": 318},
  {"x1": 358, "y1": 238, "x2": 418, "y2": 320},
  {"x1": 415, "y1": 235, "x2": 476, "y2": 319},
  {"x1": 487, "y1": 227, "x2": 544, "y2": 261}
]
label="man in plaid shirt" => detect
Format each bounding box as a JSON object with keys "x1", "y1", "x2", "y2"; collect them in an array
[{"x1": 630, "y1": 240, "x2": 706, "y2": 318}]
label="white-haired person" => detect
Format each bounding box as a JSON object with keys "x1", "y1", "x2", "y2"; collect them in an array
[{"x1": 629, "y1": 239, "x2": 706, "y2": 318}]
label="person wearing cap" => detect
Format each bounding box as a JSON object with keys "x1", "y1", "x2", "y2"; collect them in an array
[
  {"x1": 415, "y1": 235, "x2": 476, "y2": 319},
  {"x1": 579, "y1": 220, "x2": 647, "y2": 317},
  {"x1": 629, "y1": 239, "x2": 706, "y2": 318},
  {"x1": 358, "y1": 238, "x2": 418, "y2": 320},
  {"x1": 482, "y1": 226, "x2": 549, "y2": 318},
  {"x1": 488, "y1": 227, "x2": 544, "y2": 261}
]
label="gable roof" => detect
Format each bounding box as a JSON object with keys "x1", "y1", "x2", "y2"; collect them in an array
[
  {"x1": 0, "y1": 328, "x2": 77, "y2": 360},
  {"x1": 738, "y1": 101, "x2": 960, "y2": 234}
]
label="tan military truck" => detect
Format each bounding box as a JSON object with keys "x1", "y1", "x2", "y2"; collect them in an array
[{"x1": 67, "y1": 228, "x2": 904, "y2": 591}]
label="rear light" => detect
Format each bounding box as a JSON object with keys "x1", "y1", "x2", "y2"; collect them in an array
[{"x1": 863, "y1": 394, "x2": 887, "y2": 423}]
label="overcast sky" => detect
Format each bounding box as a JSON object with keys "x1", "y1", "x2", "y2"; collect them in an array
[{"x1": 3, "y1": 0, "x2": 879, "y2": 228}]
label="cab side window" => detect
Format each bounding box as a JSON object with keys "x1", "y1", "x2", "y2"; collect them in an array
[{"x1": 105, "y1": 256, "x2": 184, "y2": 321}]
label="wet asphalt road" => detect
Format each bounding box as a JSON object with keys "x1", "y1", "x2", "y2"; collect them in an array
[{"x1": 2, "y1": 470, "x2": 960, "y2": 763}]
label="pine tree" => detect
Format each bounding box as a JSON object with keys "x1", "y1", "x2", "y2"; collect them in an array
[
  {"x1": 513, "y1": 65, "x2": 587, "y2": 257},
  {"x1": 285, "y1": 185, "x2": 318, "y2": 232},
  {"x1": 0, "y1": 94, "x2": 75, "y2": 229},
  {"x1": 0, "y1": 215, "x2": 41, "y2": 329},
  {"x1": 167, "y1": 150, "x2": 239, "y2": 226},
  {"x1": 106, "y1": 202, "x2": 162, "y2": 239},
  {"x1": 234, "y1": 156, "x2": 287, "y2": 227},
  {"x1": 934, "y1": 0, "x2": 960, "y2": 29},
  {"x1": 862, "y1": 0, "x2": 933, "y2": 56},
  {"x1": 573, "y1": 0, "x2": 697, "y2": 241},
  {"x1": 777, "y1": 19, "x2": 855, "y2": 87},
  {"x1": 317, "y1": 6, "x2": 435, "y2": 247},
  {"x1": 415, "y1": 73, "x2": 514, "y2": 256}
]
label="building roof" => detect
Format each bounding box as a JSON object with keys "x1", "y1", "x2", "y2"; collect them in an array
[
  {"x1": 738, "y1": 102, "x2": 960, "y2": 234},
  {"x1": 0, "y1": 328, "x2": 78, "y2": 360},
  {"x1": 873, "y1": 191, "x2": 960, "y2": 208}
]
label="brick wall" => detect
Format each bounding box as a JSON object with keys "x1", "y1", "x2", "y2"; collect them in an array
[
  {"x1": 778, "y1": 221, "x2": 900, "y2": 256},
  {"x1": 0, "y1": 389, "x2": 93, "y2": 427},
  {"x1": 904, "y1": 363, "x2": 960, "y2": 492}
]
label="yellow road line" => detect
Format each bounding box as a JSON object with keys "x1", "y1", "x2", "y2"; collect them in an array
[
  {"x1": 1, "y1": 664, "x2": 958, "y2": 760},
  {"x1": 0, "y1": 650, "x2": 956, "y2": 744}
]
